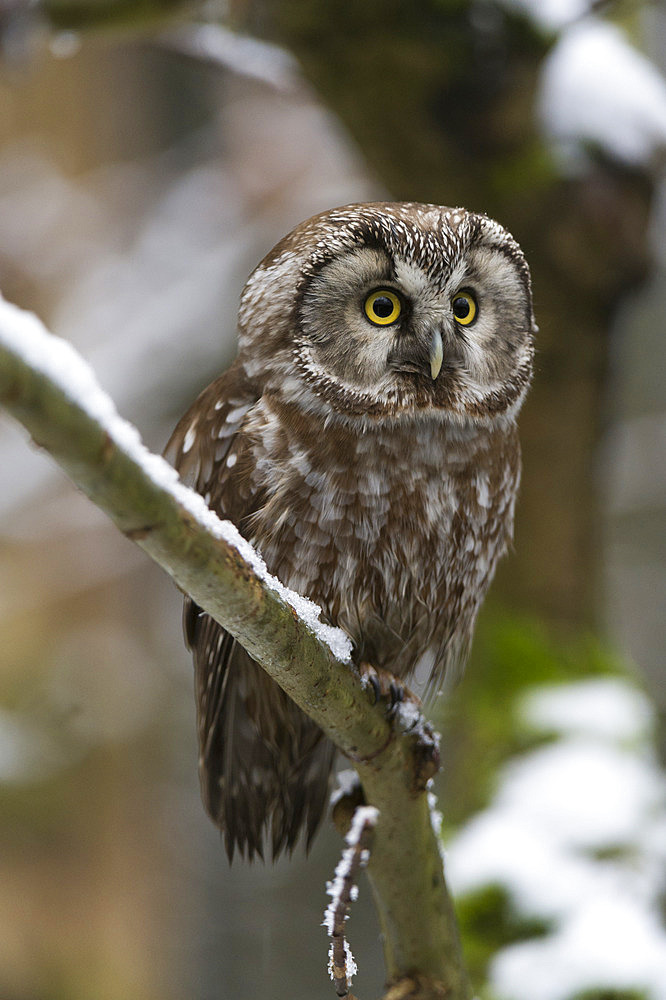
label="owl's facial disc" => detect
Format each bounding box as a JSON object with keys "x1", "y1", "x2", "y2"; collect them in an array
[
  {"x1": 299, "y1": 246, "x2": 478, "y2": 401},
  {"x1": 274, "y1": 208, "x2": 535, "y2": 420}
]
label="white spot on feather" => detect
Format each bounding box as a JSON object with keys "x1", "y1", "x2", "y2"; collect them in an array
[
  {"x1": 226, "y1": 405, "x2": 250, "y2": 424},
  {"x1": 182, "y1": 423, "x2": 197, "y2": 454},
  {"x1": 476, "y1": 472, "x2": 491, "y2": 509}
]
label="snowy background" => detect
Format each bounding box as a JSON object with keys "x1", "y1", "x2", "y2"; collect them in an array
[{"x1": 1, "y1": 2, "x2": 665, "y2": 998}]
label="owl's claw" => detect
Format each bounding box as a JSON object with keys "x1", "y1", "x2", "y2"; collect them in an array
[
  {"x1": 363, "y1": 669, "x2": 382, "y2": 706},
  {"x1": 359, "y1": 662, "x2": 415, "y2": 719},
  {"x1": 389, "y1": 680, "x2": 404, "y2": 708}
]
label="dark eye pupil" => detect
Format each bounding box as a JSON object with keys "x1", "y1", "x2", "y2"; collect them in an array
[
  {"x1": 452, "y1": 296, "x2": 471, "y2": 320},
  {"x1": 372, "y1": 296, "x2": 394, "y2": 318}
]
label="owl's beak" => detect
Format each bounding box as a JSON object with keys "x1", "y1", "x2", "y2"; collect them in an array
[{"x1": 430, "y1": 330, "x2": 444, "y2": 380}]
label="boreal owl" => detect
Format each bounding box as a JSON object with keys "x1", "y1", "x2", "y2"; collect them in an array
[{"x1": 166, "y1": 202, "x2": 536, "y2": 861}]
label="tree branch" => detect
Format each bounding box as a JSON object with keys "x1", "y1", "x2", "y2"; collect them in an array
[
  {"x1": 0, "y1": 295, "x2": 471, "y2": 1000},
  {"x1": 324, "y1": 804, "x2": 378, "y2": 998}
]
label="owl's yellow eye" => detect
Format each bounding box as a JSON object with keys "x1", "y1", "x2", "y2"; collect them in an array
[
  {"x1": 364, "y1": 289, "x2": 402, "y2": 326},
  {"x1": 451, "y1": 290, "x2": 477, "y2": 326}
]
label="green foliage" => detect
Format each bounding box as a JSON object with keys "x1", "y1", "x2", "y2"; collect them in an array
[
  {"x1": 455, "y1": 884, "x2": 551, "y2": 989},
  {"x1": 571, "y1": 991, "x2": 649, "y2": 1000},
  {"x1": 43, "y1": 0, "x2": 189, "y2": 33}
]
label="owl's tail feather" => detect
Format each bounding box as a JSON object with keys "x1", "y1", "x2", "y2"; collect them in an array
[
  {"x1": 269, "y1": 737, "x2": 337, "y2": 859},
  {"x1": 186, "y1": 601, "x2": 335, "y2": 861}
]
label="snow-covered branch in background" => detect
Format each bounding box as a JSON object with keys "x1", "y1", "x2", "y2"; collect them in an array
[
  {"x1": 0, "y1": 294, "x2": 469, "y2": 1000},
  {"x1": 498, "y1": 0, "x2": 666, "y2": 172},
  {"x1": 539, "y1": 17, "x2": 666, "y2": 169},
  {"x1": 447, "y1": 677, "x2": 666, "y2": 1000},
  {"x1": 324, "y1": 805, "x2": 379, "y2": 998}
]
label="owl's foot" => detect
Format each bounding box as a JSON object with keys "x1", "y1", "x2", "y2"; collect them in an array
[{"x1": 359, "y1": 662, "x2": 420, "y2": 719}]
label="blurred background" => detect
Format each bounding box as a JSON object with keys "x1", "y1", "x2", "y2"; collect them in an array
[{"x1": 1, "y1": 1, "x2": 665, "y2": 998}]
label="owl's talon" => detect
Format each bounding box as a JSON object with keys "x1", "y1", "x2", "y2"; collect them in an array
[
  {"x1": 359, "y1": 662, "x2": 382, "y2": 705},
  {"x1": 389, "y1": 681, "x2": 404, "y2": 707},
  {"x1": 367, "y1": 675, "x2": 382, "y2": 705},
  {"x1": 386, "y1": 681, "x2": 409, "y2": 721},
  {"x1": 359, "y1": 663, "x2": 413, "y2": 719}
]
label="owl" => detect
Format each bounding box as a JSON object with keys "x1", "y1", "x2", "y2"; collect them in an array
[{"x1": 166, "y1": 202, "x2": 535, "y2": 861}]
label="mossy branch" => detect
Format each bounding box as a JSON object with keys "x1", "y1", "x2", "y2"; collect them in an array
[{"x1": 0, "y1": 296, "x2": 471, "y2": 1000}]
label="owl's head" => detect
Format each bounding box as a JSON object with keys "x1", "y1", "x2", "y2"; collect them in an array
[{"x1": 238, "y1": 202, "x2": 536, "y2": 425}]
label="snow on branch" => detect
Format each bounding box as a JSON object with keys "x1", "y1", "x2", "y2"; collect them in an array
[
  {"x1": 0, "y1": 294, "x2": 351, "y2": 662},
  {"x1": 324, "y1": 805, "x2": 379, "y2": 998}
]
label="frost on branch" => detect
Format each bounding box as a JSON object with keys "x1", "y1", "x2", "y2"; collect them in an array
[{"x1": 324, "y1": 805, "x2": 379, "y2": 998}]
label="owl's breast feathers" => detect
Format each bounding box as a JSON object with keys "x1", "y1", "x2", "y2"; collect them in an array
[
  {"x1": 167, "y1": 359, "x2": 520, "y2": 856},
  {"x1": 170, "y1": 366, "x2": 519, "y2": 691}
]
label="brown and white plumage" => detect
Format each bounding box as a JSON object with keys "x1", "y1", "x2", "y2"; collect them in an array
[{"x1": 166, "y1": 202, "x2": 536, "y2": 860}]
